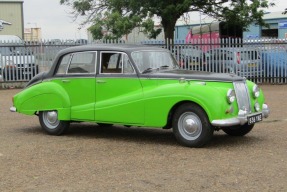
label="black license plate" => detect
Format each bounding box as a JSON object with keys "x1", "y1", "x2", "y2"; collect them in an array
[{"x1": 247, "y1": 113, "x2": 262, "y2": 125}]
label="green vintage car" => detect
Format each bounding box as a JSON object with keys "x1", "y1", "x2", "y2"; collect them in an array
[{"x1": 10, "y1": 44, "x2": 270, "y2": 147}]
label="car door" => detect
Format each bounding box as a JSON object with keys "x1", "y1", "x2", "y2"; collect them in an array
[
  {"x1": 52, "y1": 51, "x2": 96, "y2": 121},
  {"x1": 95, "y1": 51, "x2": 144, "y2": 125}
]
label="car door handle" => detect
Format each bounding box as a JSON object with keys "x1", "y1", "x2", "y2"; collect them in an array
[
  {"x1": 96, "y1": 80, "x2": 106, "y2": 84},
  {"x1": 61, "y1": 80, "x2": 70, "y2": 83}
]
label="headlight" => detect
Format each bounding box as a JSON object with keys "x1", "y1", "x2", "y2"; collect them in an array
[
  {"x1": 252, "y1": 84, "x2": 260, "y2": 98},
  {"x1": 227, "y1": 89, "x2": 236, "y2": 104}
]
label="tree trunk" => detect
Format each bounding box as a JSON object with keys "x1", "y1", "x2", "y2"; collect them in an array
[{"x1": 161, "y1": 18, "x2": 177, "y2": 47}]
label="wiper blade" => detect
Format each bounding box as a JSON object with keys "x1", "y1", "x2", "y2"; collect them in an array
[
  {"x1": 142, "y1": 68, "x2": 155, "y2": 74},
  {"x1": 159, "y1": 65, "x2": 170, "y2": 69},
  {"x1": 142, "y1": 66, "x2": 172, "y2": 74}
]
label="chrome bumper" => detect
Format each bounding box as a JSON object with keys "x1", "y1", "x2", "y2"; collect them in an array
[
  {"x1": 211, "y1": 103, "x2": 270, "y2": 127},
  {"x1": 10, "y1": 106, "x2": 16, "y2": 112}
]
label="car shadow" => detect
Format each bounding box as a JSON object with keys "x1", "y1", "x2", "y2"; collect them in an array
[
  {"x1": 18, "y1": 123, "x2": 263, "y2": 148},
  {"x1": 67, "y1": 123, "x2": 178, "y2": 147}
]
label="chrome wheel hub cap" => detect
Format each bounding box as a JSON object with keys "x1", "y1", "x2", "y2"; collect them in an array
[
  {"x1": 43, "y1": 111, "x2": 59, "y2": 129},
  {"x1": 178, "y1": 112, "x2": 202, "y2": 140}
]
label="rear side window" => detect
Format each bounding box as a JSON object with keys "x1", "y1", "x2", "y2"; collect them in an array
[
  {"x1": 56, "y1": 52, "x2": 96, "y2": 75},
  {"x1": 68, "y1": 52, "x2": 95, "y2": 74},
  {"x1": 56, "y1": 54, "x2": 71, "y2": 74}
]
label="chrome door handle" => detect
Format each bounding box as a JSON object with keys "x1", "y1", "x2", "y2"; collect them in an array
[
  {"x1": 96, "y1": 80, "x2": 106, "y2": 83},
  {"x1": 61, "y1": 80, "x2": 70, "y2": 83}
]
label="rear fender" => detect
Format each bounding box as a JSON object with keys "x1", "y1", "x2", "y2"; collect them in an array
[{"x1": 14, "y1": 82, "x2": 71, "y2": 120}]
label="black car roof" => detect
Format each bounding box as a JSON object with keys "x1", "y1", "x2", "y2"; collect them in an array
[
  {"x1": 57, "y1": 44, "x2": 167, "y2": 55},
  {"x1": 47, "y1": 44, "x2": 169, "y2": 78}
]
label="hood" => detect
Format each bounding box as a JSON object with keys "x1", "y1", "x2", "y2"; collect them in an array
[{"x1": 142, "y1": 69, "x2": 244, "y2": 82}]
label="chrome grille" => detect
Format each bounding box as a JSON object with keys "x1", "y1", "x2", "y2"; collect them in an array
[{"x1": 233, "y1": 81, "x2": 251, "y2": 113}]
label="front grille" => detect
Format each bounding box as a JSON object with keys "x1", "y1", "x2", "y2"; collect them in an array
[{"x1": 233, "y1": 81, "x2": 251, "y2": 113}]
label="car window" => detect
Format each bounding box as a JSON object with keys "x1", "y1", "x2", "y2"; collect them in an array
[
  {"x1": 131, "y1": 51, "x2": 178, "y2": 73},
  {"x1": 240, "y1": 51, "x2": 258, "y2": 60},
  {"x1": 56, "y1": 52, "x2": 96, "y2": 75},
  {"x1": 0, "y1": 47, "x2": 13, "y2": 55},
  {"x1": 206, "y1": 49, "x2": 232, "y2": 60},
  {"x1": 100, "y1": 52, "x2": 134, "y2": 74},
  {"x1": 123, "y1": 54, "x2": 134, "y2": 74},
  {"x1": 67, "y1": 52, "x2": 95, "y2": 74},
  {"x1": 56, "y1": 54, "x2": 71, "y2": 74}
]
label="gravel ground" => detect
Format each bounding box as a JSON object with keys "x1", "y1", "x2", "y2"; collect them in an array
[{"x1": 0, "y1": 85, "x2": 286, "y2": 192}]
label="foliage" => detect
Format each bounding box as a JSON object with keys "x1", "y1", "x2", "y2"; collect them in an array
[
  {"x1": 212, "y1": 0, "x2": 273, "y2": 30},
  {"x1": 60, "y1": 0, "x2": 275, "y2": 41},
  {"x1": 141, "y1": 18, "x2": 162, "y2": 39}
]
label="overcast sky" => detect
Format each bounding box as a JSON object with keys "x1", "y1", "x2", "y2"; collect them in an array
[
  {"x1": 23, "y1": 0, "x2": 287, "y2": 40},
  {"x1": 23, "y1": 0, "x2": 88, "y2": 40}
]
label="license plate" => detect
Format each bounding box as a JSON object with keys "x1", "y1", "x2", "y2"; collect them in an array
[
  {"x1": 189, "y1": 61, "x2": 199, "y2": 66},
  {"x1": 247, "y1": 113, "x2": 262, "y2": 125},
  {"x1": 248, "y1": 63, "x2": 257, "y2": 67},
  {"x1": 23, "y1": 72, "x2": 32, "y2": 75}
]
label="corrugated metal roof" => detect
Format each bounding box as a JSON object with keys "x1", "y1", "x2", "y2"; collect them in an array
[
  {"x1": 263, "y1": 11, "x2": 287, "y2": 20},
  {"x1": 176, "y1": 17, "x2": 216, "y2": 26},
  {"x1": 0, "y1": 0, "x2": 23, "y2": 3},
  {"x1": 176, "y1": 11, "x2": 287, "y2": 26}
]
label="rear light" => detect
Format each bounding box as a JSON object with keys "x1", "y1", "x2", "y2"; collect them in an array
[{"x1": 236, "y1": 52, "x2": 241, "y2": 64}]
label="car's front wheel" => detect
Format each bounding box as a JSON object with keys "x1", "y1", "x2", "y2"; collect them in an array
[
  {"x1": 222, "y1": 123, "x2": 254, "y2": 136},
  {"x1": 172, "y1": 103, "x2": 214, "y2": 147},
  {"x1": 39, "y1": 111, "x2": 70, "y2": 135}
]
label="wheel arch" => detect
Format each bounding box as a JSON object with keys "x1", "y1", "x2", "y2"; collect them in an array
[{"x1": 164, "y1": 100, "x2": 210, "y2": 129}]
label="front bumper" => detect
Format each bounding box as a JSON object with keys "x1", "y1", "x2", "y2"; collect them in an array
[
  {"x1": 211, "y1": 103, "x2": 270, "y2": 127},
  {"x1": 10, "y1": 106, "x2": 16, "y2": 112}
]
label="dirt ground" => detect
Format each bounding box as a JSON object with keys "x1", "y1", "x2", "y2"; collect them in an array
[{"x1": 0, "y1": 85, "x2": 286, "y2": 192}]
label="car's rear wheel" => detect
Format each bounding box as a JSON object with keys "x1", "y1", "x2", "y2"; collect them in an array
[
  {"x1": 39, "y1": 111, "x2": 70, "y2": 135},
  {"x1": 222, "y1": 123, "x2": 254, "y2": 136},
  {"x1": 172, "y1": 103, "x2": 214, "y2": 147}
]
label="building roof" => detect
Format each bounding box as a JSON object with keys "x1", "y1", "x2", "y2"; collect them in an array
[
  {"x1": 176, "y1": 17, "x2": 217, "y2": 26},
  {"x1": 263, "y1": 11, "x2": 287, "y2": 20},
  {"x1": 0, "y1": 0, "x2": 23, "y2": 3},
  {"x1": 175, "y1": 11, "x2": 287, "y2": 26}
]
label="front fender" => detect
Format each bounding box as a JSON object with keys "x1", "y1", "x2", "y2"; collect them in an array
[
  {"x1": 13, "y1": 81, "x2": 71, "y2": 120},
  {"x1": 177, "y1": 82, "x2": 235, "y2": 122},
  {"x1": 142, "y1": 80, "x2": 234, "y2": 127}
]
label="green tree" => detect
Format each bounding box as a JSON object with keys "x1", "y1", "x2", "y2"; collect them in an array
[{"x1": 60, "y1": 0, "x2": 274, "y2": 41}]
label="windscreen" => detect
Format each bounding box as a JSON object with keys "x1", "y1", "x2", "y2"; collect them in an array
[{"x1": 131, "y1": 50, "x2": 178, "y2": 73}]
